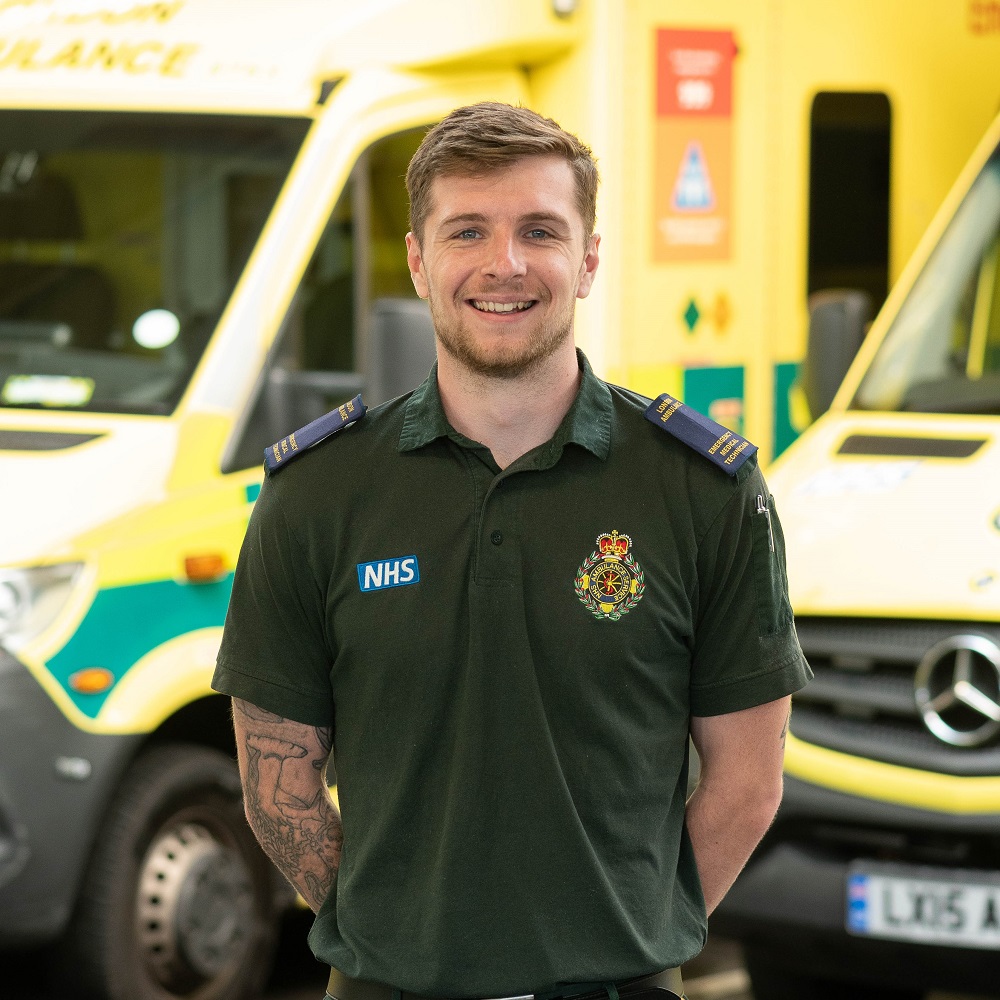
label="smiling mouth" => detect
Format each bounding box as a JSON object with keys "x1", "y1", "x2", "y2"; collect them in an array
[{"x1": 470, "y1": 300, "x2": 536, "y2": 313}]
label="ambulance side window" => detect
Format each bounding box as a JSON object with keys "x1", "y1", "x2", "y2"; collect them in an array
[
  {"x1": 808, "y1": 92, "x2": 891, "y2": 312},
  {"x1": 225, "y1": 129, "x2": 432, "y2": 472}
]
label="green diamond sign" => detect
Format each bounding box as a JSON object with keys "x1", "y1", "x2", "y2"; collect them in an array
[{"x1": 682, "y1": 298, "x2": 701, "y2": 333}]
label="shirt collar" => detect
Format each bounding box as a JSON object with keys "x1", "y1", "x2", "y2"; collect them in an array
[
  {"x1": 397, "y1": 349, "x2": 612, "y2": 462},
  {"x1": 397, "y1": 363, "x2": 451, "y2": 452}
]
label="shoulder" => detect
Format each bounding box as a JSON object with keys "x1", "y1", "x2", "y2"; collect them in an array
[
  {"x1": 257, "y1": 394, "x2": 412, "y2": 524},
  {"x1": 264, "y1": 394, "x2": 367, "y2": 475},
  {"x1": 605, "y1": 382, "x2": 759, "y2": 485},
  {"x1": 250, "y1": 394, "x2": 414, "y2": 570},
  {"x1": 264, "y1": 392, "x2": 413, "y2": 477}
]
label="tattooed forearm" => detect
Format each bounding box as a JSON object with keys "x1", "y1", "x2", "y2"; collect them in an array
[{"x1": 232, "y1": 699, "x2": 342, "y2": 912}]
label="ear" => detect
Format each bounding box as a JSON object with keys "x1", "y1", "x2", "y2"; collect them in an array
[
  {"x1": 405, "y1": 232, "x2": 429, "y2": 299},
  {"x1": 575, "y1": 233, "x2": 601, "y2": 299}
]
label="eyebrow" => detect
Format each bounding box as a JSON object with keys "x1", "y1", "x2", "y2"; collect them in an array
[
  {"x1": 439, "y1": 213, "x2": 489, "y2": 228},
  {"x1": 438, "y1": 211, "x2": 573, "y2": 230}
]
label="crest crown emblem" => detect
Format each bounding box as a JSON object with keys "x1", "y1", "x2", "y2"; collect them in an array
[
  {"x1": 597, "y1": 530, "x2": 631, "y2": 557},
  {"x1": 574, "y1": 529, "x2": 645, "y2": 621}
]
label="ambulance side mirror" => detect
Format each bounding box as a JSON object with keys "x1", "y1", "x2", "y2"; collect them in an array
[{"x1": 801, "y1": 288, "x2": 873, "y2": 419}]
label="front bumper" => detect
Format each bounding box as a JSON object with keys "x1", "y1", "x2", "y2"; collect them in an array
[
  {"x1": 713, "y1": 774, "x2": 1000, "y2": 995},
  {"x1": 0, "y1": 648, "x2": 140, "y2": 944}
]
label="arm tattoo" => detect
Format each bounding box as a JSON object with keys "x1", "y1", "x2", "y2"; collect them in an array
[
  {"x1": 314, "y1": 724, "x2": 333, "y2": 768},
  {"x1": 780, "y1": 709, "x2": 791, "y2": 748},
  {"x1": 237, "y1": 701, "x2": 287, "y2": 723},
  {"x1": 233, "y1": 700, "x2": 342, "y2": 912}
]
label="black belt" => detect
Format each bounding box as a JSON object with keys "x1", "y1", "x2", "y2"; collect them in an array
[{"x1": 327, "y1": 966, "x2": 685, "y2": 1000}]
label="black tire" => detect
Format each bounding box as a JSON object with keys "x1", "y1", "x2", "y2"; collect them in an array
[
  {"x1": 745, "y1": 948, "x2": 925, "y2": 1000},
  {"x1": 57, "y1": 743, "x2": 282, "y2": 1000}
]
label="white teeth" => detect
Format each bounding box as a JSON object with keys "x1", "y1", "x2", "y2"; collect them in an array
[{"x1": 472, "y1": 300, "x2": 533, "y2": 313}]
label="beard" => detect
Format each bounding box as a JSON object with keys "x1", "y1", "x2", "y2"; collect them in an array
[{"x1": 428, "y1": 294, "x2": 576, "y2": 380}]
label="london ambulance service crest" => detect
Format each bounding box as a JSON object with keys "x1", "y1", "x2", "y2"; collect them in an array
[{"x1": 574, "y1": 530, "x2": 646, "y2": 621}]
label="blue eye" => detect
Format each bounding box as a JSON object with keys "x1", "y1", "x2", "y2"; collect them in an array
[
  {"x1": 526, "y1": 229, "x2": 550, "y2": 239},
  {"x1": 457, "y1": 229, "x2": 480, "y2": 239}
]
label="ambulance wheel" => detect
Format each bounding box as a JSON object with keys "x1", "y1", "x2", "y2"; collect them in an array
[
  {"x1": 744, "y1": 947, "x2": 925, "y2": 1000},
  {"x1": 60, "y1": 743, "x2": 281, "y2": 1000}
]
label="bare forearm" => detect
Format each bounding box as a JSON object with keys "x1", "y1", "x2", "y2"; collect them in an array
[
  {"x1": 232, "y1": 699, "x2": 342, "y2": 912},
  {"x1": 687, "y1": 698, "x2": 790, "y2": 914},
  {"x1": 685, "y1": 779, "x2": 780, "y2": 914}
]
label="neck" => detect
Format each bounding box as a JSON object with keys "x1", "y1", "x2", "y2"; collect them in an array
[{"x1": 436, "y1": 343, "x2": 581, "y2": 470}]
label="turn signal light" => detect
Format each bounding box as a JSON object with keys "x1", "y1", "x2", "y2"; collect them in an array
[
  {"x1": 184, "y1": 554, "x2": 226, "y2": 582},
  {"x1": 69, "y1": 667, "x2": 115, "y2": 695}
]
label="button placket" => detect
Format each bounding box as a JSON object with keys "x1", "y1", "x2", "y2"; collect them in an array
[{"x1": 478, "y1": 472, "x2": 516, "y2": 579}]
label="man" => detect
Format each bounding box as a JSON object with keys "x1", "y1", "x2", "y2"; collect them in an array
[{"x1": 213, "y1": 102, "x2": 811, "y2": 1000}]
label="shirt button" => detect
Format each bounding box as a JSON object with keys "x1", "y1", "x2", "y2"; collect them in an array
[{"x1": 490, "y1": 530, "x2": 503, "y2": 546}]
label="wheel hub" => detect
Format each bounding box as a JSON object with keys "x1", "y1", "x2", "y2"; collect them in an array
[{"x1": 136, "y1": 821, "x2": 255, "y2": 988}]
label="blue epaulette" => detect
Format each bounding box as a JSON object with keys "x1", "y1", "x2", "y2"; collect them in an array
[
  {"x1": 264, "y1": 394, "x2": 366, "y2": 474},
  {"x1": 644, "y1": 393, "x2": 757, "y2": 476}
]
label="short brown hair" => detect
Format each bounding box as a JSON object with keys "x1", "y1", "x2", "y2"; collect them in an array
[{"x1": 406, "y1": 102, "x2": 599, "y2": 241}]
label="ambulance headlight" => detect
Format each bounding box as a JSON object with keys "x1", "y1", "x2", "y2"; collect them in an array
[{"x1": 0, "y1": 563, "x2": 83, "y2": 651}]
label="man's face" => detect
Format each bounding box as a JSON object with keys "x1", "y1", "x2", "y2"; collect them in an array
[{"x1": 405, "y1": 156, "x2": 599, "y2": 380}]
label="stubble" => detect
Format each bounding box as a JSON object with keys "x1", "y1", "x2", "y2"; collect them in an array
[{"x1": 429, "y1": 295, "x2": 577, "y2": 380}]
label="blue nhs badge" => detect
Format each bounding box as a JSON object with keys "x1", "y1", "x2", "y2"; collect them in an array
[{"x1": 357, "y1": 555, "x2": 420, "y2": 593}]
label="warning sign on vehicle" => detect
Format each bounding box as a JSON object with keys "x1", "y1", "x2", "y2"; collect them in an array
[
  {"x1": 654, "y1": 28, "x2": 736, "y2": 262},
  {"x1": 672, "y1": 142, "x2": 715, "y2": 211}
]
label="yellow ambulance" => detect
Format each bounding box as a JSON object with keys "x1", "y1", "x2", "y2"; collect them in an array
[
  {"x1": 1, "y1": 1, "x2": 999, "y2": 998},
  {"x1": 715, "y1": 113, "x2": 1000, "y2": 999}
]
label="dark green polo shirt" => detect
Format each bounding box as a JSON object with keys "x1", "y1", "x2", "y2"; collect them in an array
[{"x1": 213, "y1": 354, "x2": 810, "y2": 997}]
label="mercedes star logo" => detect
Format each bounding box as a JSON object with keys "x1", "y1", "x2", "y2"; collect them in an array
[{"x1": 915, "y1": 635, "x2": 1000, "y2": 747}]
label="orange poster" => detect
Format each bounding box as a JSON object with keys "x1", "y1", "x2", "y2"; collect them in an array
[{"x1": 654, "y1": 29, "x2": 737, "y2": 262}]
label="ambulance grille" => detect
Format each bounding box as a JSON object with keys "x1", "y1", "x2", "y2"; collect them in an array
[{"x1": 791, "y1": 617, "x2": 1000, "y2": 776}]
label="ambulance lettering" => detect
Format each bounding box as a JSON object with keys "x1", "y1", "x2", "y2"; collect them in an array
[{"x1": 0, "y1": 36, "x2": 199, "y2": 75}]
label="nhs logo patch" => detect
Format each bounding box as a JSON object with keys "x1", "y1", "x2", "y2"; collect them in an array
[{"x1": 357, "y1": 555, "x2": 420, "y2": 593}]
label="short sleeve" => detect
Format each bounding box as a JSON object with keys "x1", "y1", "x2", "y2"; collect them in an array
[
  {"x1": 212, "y1": 478, "x2": 335, "y2": 727},
  {"x1": 689, "y1": 462, "x2": 812, "y2": 716}
]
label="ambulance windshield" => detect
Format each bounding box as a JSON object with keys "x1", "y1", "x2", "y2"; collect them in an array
[
  {"x1": 0, "y1": 110, "x2": 310, "y2": 414},
  {"x1": 853, "y1": 148, "x2": 1000, "y2": 414}
]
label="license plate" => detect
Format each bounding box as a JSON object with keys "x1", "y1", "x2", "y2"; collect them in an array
[{"x1": 847, "y1": 862, "x2": 1000, "y2": 950}]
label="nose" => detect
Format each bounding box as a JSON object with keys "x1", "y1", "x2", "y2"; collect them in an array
[{"x1": 481, "y1": 234, "x2": 527, "y2": 281}]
